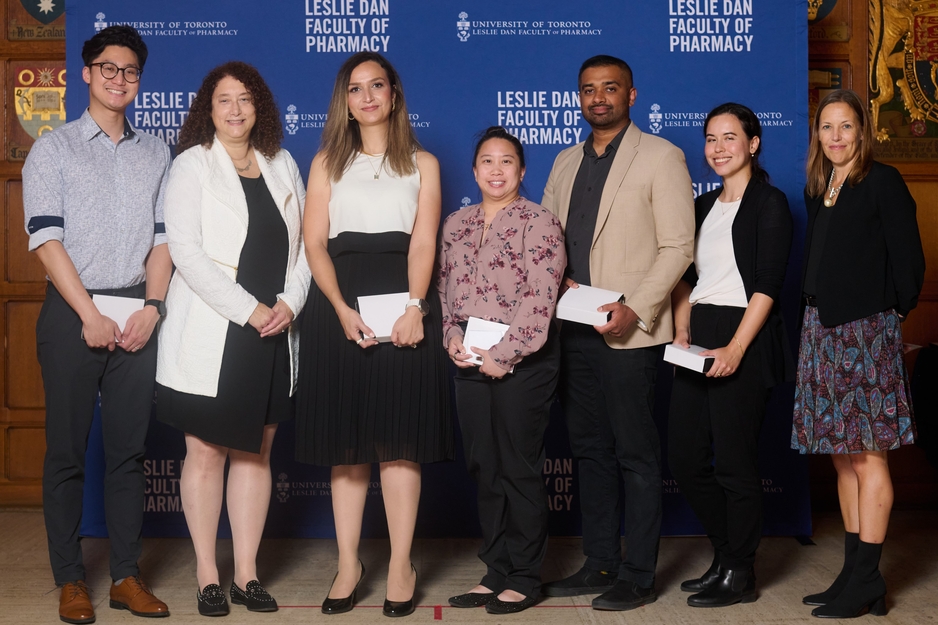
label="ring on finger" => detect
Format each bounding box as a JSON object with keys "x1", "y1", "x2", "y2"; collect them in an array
[{"x1": 356, "y1": 337, "x2": 364, "y2": 345}]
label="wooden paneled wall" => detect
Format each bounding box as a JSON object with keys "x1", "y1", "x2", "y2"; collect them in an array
[{"x1": 0, "y1": 0, "x2": 63, "y2": 506}]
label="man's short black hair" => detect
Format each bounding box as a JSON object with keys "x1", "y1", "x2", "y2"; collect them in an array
[
  {"x1": 81, "y1": 25, "x2": 149, "y2": 70},
  {"x1": 578, "y1": 55, "x2": 633, "y2": 87}
]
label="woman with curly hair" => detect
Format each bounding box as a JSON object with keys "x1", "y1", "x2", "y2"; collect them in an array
[{"x1": 155, "y1": 61, "x2": 310, "y2": 616}]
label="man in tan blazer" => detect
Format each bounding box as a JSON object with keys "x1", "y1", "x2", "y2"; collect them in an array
[{"x1": 540, "y1": 55, "x2": 694, "y2": 611}]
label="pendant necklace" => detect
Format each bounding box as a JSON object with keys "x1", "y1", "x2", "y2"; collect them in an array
[
  {"x1": 824, "y1": 168, "x2": 844, "y2": 207},
  {"x1": 234, "y1": 158, "x2": 252, "y2": 173},
  {"x1": 363, "y1": 151, "x2": 387, "y2": 180}
]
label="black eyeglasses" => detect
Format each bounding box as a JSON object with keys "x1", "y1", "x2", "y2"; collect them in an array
[{"x1": 88, "y1": 62, "x2": 142, "y2": 83}]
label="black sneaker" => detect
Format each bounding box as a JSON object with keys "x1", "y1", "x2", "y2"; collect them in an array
[
  {"x1": 230, "y1": 580, "x2": 278, "y2": 612},
  {"x1": 197, "y1": 584, "x2": 229, "y2": 617},
  {"x1": 542, "y1": 566, "x2": 618, "y2": 597}
]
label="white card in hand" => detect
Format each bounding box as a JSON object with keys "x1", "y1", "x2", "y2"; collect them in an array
[
  {"x1": 556, "y1": 284, "x2": 623, "y2": 326},
  {"x1": 463, "y1": 317, "x2": 510, "y2": 365},
  {"x1": 356, "y1": 292, "x2": 410, "y2": 342},
  {"x1": 92, "y1": 294, "x2": 144, "y2": 333}
]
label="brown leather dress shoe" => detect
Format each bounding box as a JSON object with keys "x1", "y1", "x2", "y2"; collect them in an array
[
  {"x1": 60, "y1": 581, "x2": 95, "y2": 624},
  {"x1": 109, "y1": 576, "x2": 169, "y2": 617}
]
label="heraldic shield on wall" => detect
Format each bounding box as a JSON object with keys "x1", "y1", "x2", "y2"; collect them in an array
[
  {"x1": 8, "y1": 0, "x2": 65, "y2": 40},
  {"x1": 870, "y1": 0, "x2": 938, "y2": 160},
  {"x1": 10, "y1": 62, "x2": 66, "y2": 161}
]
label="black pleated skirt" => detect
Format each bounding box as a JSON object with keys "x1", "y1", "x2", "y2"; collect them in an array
[{"x1": 295, "y1": 231, "x2": 453, "y2": 466}]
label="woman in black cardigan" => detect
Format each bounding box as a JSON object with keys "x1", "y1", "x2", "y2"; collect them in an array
[
  {"x1": 792, "y1": 89, "x2": 924, "y2": 619},
  {"x1": 668, "y1": 102, "x2": 793, "y2": 608}
]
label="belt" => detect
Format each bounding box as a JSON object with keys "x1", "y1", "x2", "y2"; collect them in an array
[{"x1": 804, "y1": 295, "x2": 817, "y2": 307}]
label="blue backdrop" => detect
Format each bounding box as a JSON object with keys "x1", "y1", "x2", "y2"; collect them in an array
[{"x1": 67, "y1": 0, "x2": 812, "y2": 540}]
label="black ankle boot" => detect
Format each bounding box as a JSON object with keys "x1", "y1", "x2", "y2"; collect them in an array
[
  {"x1": 687, "y1": 568, "x2": 756, "y2": 607},
  {"x1": 811, "y1": 540, "x2": 887, "y2": 619},
  {"x1": 681, "y1": 552, "x2": 722, "y2": 592},
  {"x1": 803, "y1": 531, "x2": 859, "y2": 606}
]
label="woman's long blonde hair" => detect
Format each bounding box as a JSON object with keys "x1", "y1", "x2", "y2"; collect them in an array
[{"x1": 320, "y1": 52, "x2": 420, "y2": 182}]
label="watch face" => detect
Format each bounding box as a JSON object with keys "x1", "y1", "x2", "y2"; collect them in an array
[{"x1": 419, "y1": 299, "x2": 430, "y2": 315}]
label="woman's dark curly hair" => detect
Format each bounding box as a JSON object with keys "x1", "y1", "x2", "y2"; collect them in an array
[{"x1": 178, "y1": 61, "x2": 282, "y2": 159}]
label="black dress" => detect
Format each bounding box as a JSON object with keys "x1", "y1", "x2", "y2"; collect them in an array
[
  {"x1": 294, "y1": 155, "x2": 453, "y2": 466},
  {"x1": 157, "y1": 175, "x2": 291, "y2": 454}
]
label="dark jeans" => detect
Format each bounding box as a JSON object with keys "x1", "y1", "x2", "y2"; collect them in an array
[
  {"x1": 559, "y1": 322, "x2": 662, "y2": 588},
  {"x1": 38, "y1": 283, "x2": 157, "y2": 584},
  {"x1": 667, "y1": 304, "x2": 770, "y2": 571},
  {"x1": 455, "y1": 329, "x2": 560, "y2": 598}
]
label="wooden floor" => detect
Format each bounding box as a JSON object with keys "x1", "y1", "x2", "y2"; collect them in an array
[{"x1": 2, "y1": 509, "x2": 935, "y2": 624}]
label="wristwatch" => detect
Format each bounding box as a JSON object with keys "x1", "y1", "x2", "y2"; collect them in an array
[
  {"x1": 145, "y1": 299, "x2": 166, "y2": 317},
  {"x1": 405, "y1": 298, "x2": 430, "y2": 316}
]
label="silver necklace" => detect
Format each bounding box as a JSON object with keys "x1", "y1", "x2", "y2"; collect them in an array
[{"x1": 824, "y1": 168, "x2": 844, "y2": 207}]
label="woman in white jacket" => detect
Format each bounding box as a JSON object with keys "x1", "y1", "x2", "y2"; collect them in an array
[{"x1": 155, "y1": 61, "x2": 310, "y2": 616}]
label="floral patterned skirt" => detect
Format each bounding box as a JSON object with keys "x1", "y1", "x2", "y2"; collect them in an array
[{"x1": 791, "y1": 307, "x2": 916, "y2": 454}]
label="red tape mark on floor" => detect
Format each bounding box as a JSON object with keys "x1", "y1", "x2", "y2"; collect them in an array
[{"x1": 434, "y1": 604, "x2": 443, "y2": 619}]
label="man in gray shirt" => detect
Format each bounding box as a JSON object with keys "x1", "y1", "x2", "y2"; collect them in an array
[{"x1": 23, "y1": 25, "x2": 171, "y2": 624}]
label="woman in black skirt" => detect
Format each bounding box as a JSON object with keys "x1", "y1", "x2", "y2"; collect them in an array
[
  {"x1": 156, "y1": 62, "x2": 310, "y2": 616},
  {"x1": 792, "y1": 89, "x2": 924, "y2": 618},
  {"x1": 668, "y1": 103, "x2": 793, "y2": 608},
  {"x1": 295, "y1": 52, "x2": 452, "y2": 617}
]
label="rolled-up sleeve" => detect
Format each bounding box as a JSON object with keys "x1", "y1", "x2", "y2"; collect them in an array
[{"x1": 23, "y1": 136, "x2": 65, "y2": 251}]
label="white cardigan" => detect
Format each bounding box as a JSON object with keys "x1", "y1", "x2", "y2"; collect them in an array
[{"x1": 156, "y1": 138, "x2": 311, "y2": 397}]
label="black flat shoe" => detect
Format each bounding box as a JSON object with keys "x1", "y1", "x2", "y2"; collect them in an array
[
  {"x1": 383, "y1": 564, "x2": 417, "y2": 617},
  {"x1": 322, "y1": 561, "x2": 365, "y2": 615},
  {"x1": 230, "y1": 580, "x2": 278, "y2": 612},
  {"x1": 197, "y1": 584, "x2": 229, "y2": 617},
  {"x1": 448, "y1": 591, "x2": 496, "y2": 608},
  {"x1": 484, "y1": 595, "x2": 538, "y2": 614}
]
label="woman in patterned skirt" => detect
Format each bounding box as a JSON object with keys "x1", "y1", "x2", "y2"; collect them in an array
[{"x1": 792, "y1": 89, "x2": 924, "y2": 618}]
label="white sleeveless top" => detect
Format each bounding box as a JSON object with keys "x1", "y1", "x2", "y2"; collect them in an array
[{"x1": 328, "y1": 152, "x2": 421, "y2": 239}]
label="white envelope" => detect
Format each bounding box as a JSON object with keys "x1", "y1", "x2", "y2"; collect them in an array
[
  {"x1": 556, "y1": 284, "x2": 623, "y2": 326},
  {"x1": 92, "y1": 294, "x2": 144, "y2": 333},
  {"x1": 664, "y1": 343, "x2": 715, "y2": 374},
  {"x1": 356, "y1": 292, "x2": 410, "y2": 342},
  {"x1": 463, "y1": 317, "x2": 510, "y2": 365}
]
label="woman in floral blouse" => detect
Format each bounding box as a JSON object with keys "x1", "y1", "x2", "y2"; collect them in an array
[{"x1": 438, "y1": 126, "x2": 566, "y2": 614}]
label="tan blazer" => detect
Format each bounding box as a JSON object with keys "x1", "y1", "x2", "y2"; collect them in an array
[{"x1": 541, "y1": 122, "x2": 695, "y2": 349}]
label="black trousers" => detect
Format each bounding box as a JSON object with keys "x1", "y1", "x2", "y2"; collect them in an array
[
  {"x1": 559, "y1": 323, "x2": 662, "y2": 588},
  {"x1": 454, "y1": 329, "x2": 560, "y2": 598},
  {"x1": 667, "y1": 304, "x2": 770, "y2": 571},
  {"x1": 37, "y1": 283, "x2": 157, "y2": 584}
]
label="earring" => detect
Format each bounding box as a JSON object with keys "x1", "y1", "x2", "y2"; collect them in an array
[
  {"x1": 750, "y1": 152, "x2": 755, "y2": 157},
  {"x1": 348, "y1": 111, "x2": 355, "y2": 121},
  {"x1": 391, "y1": 99, "x2": 396, "y2": 112}
]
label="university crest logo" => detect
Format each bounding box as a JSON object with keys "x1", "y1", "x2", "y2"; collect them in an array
[
  {"x1": 15, "y1": 65, "x2": 66, "y2": 140},
  {"x1": 457, "y1": 12, "x2": 470, "y2": 42},
  {"x1": 20, "y1": 0, "x2": 64, "y2": 24}
]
